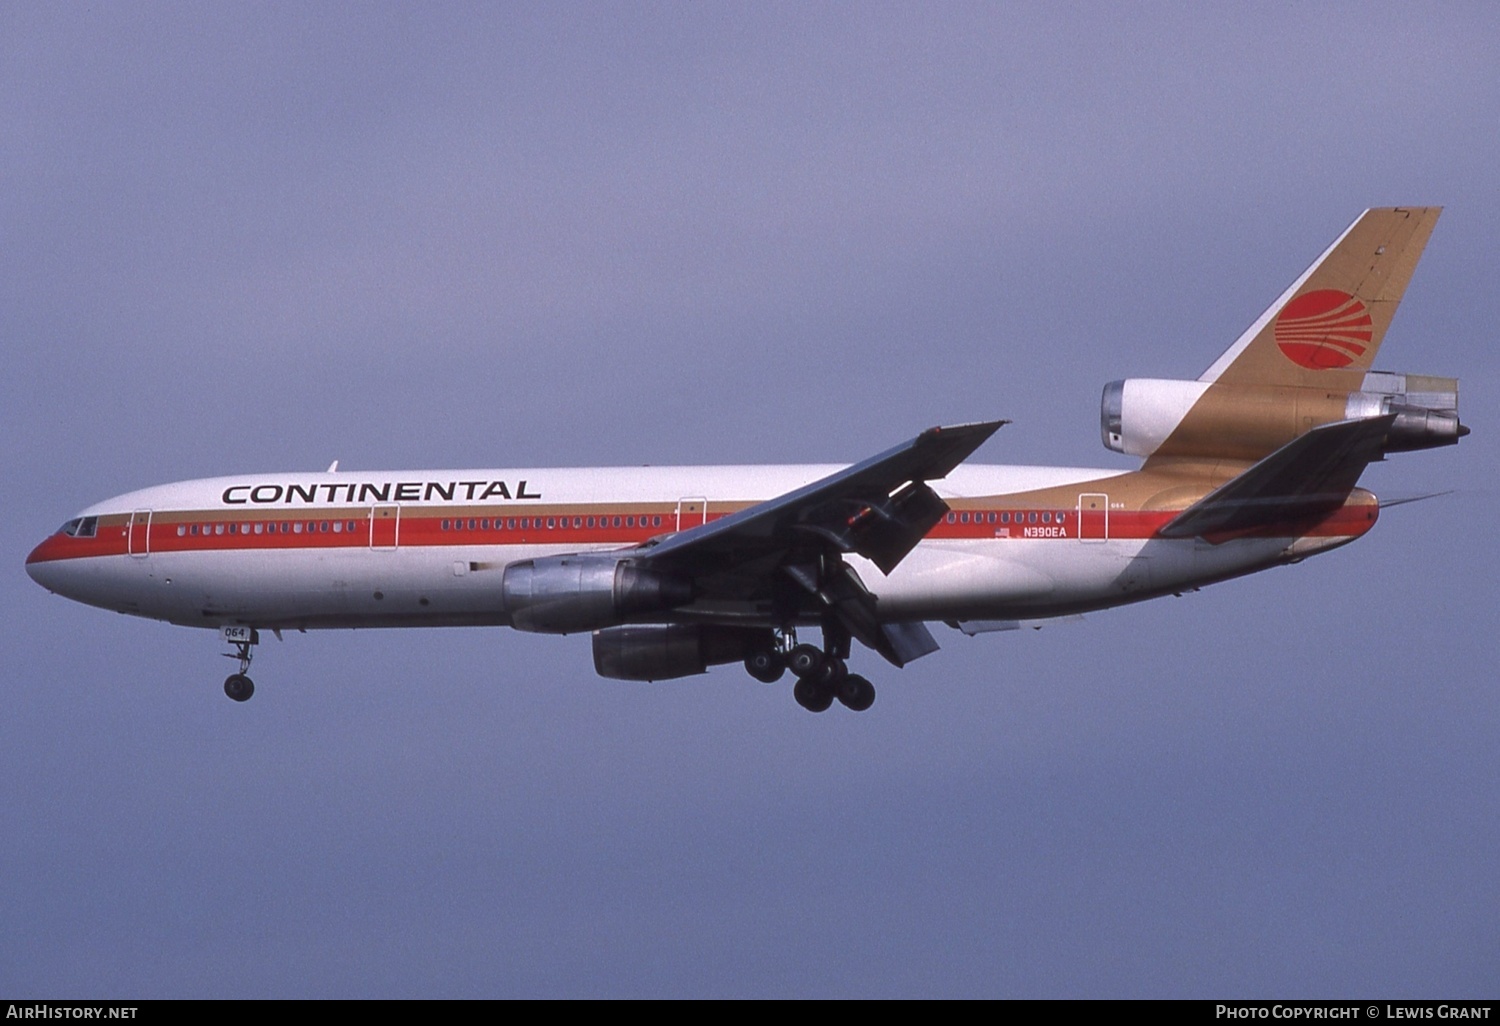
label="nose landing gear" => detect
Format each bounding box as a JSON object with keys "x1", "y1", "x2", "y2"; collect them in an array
[
  {"x1": 223, "y1": 673, "x2": 254, "y2": 702},
  {"x1": 220, "y1": 626, "x2": 258, "y2": 702}
]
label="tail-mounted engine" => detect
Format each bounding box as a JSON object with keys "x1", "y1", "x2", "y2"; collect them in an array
[
  {"x1": 501, "y1": 554, "x2": 692, "y2": 634},
  {"x1": 1101, "y1": 371, "x2": 1464, "y2": 461}
]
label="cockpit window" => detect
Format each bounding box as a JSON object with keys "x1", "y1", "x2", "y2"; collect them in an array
[{"x1": 58, "y1": 516, "x2": 98, "y2": 538}]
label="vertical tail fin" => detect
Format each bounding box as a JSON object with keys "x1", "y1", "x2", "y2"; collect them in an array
[
  {"x1": 1199, "y1": 207, "x2": 1441, "y2": 391},
  {"x1": 1125, "y1": 207, "x2": 1455, "y2": 465}
]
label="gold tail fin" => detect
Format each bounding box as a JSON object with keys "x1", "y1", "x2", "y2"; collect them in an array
[{"x1": 1199, "y1": 207, "x2": 1441, "y2": 391}]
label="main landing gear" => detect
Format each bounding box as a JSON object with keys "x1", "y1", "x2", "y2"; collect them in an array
[
  {"x1": 743, "y1": 630, "x2": 876, "y2": 713},
  {"x1": 220, "y1": 626, "x2": 258, "y2": 702}
]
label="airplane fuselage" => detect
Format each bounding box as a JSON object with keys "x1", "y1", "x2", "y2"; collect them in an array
[{"x1": 26, "y1": 460, "x2": 1374, "y2": 633}]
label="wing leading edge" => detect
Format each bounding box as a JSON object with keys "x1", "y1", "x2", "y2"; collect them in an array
[{"x1": 638, "y1": 420, "x2": 1005, "y2": 571}]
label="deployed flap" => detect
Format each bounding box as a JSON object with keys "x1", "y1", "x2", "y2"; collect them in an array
[
  {"x1": 880, "y1": 622, "x2": 940, "y2": 666},
  {"x1": 1158, "y1": 415, "x2": 1395, "y2": 539},
  {"x1": 638, "y1": 420, "x2": 1005, "y2": 574}
]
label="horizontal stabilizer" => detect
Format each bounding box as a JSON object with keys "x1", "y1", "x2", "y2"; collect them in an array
[{"x1": 1158, "y1": 415, "x2": 1395, "y2": 539}]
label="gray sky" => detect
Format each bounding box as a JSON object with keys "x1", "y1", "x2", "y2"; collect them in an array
[{"x1": 4, "y1": 2, "x2": 1495, "y2": 997}]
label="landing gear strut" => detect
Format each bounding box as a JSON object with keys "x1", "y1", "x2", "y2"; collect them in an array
[{"x1": 221, "y1": 626, "x2": 258, "y2": 702}]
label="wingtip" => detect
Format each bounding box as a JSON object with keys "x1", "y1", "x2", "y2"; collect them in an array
[{"x1": 927, "y1": 418, "x2": 1010, "y2": 436}]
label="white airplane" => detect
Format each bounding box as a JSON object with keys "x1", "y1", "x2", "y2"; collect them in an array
[{"x1": 27, "y1": 208, "x2": 1465, "y2": 711}]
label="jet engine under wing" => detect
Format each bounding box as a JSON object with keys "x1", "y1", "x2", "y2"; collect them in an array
[
  {"x1": 637, "y1": 420, "x2": 1005, "y2": 573},
  {"x1": 1157, "y1": 414, "x2": 1396, "y2": 540}
]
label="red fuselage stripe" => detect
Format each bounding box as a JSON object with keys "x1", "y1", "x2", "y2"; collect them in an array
[{"x1": 27, "y1": 502, "x2": 1378, "y2": 565}]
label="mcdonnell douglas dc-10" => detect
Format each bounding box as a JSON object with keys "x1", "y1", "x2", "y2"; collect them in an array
[{"x1": 27, "y1": 208, "x2": 1466, "y2": 711}]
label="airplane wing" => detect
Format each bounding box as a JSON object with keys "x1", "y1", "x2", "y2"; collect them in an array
[
  {"x1": 635, "y1": 420, "x2": 1006, "y2": 665},
  {"x1": 1157, "y1": 414, "x2": 1396, "y2": 540}
]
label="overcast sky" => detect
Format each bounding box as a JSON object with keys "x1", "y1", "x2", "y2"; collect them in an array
[{"x1": 4, "y1": 2, "x2": 1496, "y2": 997}]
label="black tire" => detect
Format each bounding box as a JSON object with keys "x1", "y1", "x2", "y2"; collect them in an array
[
  {"x1": 745, "y1": 648, "x2": 784, "y2": 684},
  {"x1": 838, "y1": 674, "x2": 875, "y2": 712},
  {"x1": 787, "y1": 644, "x2": 825, "y2": 681},
  {"x1": 793, "y1": 677, "x2": 834, "y2": 713},
  {"x1": 223, "y1": 674, "x2": 255, "y2": 702}
]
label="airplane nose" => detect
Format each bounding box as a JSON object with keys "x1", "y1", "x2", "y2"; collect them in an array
[
  {"x1": 26, "y1": 530, "x2": 86, "y2": 597},
  {"x1": 26, "y1": 539, "x2": 62, "y2": 592}
]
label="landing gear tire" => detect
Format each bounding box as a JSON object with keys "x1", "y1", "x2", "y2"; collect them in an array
[
  {"x1": 745, "y1": 648, "x2": 785, "y2": 684},
  {"x1": 837, "y1": 673, "x2": 875, "y2": 712},
  {"x1": 793, "y1": 677, "x2": 835, "y2": 713},
  {"x1": 787, "y1": 644, "x2": 825, "y2": 681},
  {"x1": 224, "y1": 674, "x2": 255, "y2": 702}
]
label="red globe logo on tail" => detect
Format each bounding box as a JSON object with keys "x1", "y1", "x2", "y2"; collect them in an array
[{"x1": 1274, "y1": 289, "x2": 1373, "y2": 369}]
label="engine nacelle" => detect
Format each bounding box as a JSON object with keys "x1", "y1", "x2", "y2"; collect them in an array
[
  {"x1": 501, "y1": 554, "x2": 693, "y2": 634},
  {"x1": 1102, "y1": 371, "x2": 1462, "y2": 460},
  {"x1": 1342, "y1": 372, "x2": 1467, "y2": 453},
  {"x1": 592, "y1": 624, "x2": 762, "y2": 681}
]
